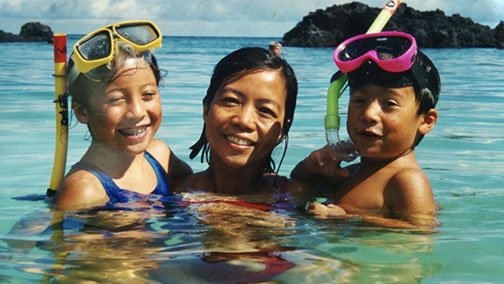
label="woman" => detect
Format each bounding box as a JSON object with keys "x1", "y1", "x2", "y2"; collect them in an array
[
  {"x1": 172, "y1": 47, "x2": 306, "y2": 281},
  {"x1": 176, "y1": 47, "x2": 308, "y2": 199}
]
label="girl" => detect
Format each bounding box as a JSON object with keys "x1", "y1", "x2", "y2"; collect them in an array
[{"x1": 52, "y1": 20, "x2": 191, "y2": 210}]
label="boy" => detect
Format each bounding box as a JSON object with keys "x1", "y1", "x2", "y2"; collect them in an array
[{"x1": 291, "y1": 31, "x2": 440, "y2": 228}]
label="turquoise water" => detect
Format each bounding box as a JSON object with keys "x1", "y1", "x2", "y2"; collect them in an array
[{"x1": 1, "y1": 36, "x2": 503, "y2": 283}]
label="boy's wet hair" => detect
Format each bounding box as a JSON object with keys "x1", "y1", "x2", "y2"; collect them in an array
[
  {"x1": 348, "y1": 51, "x2": 440, "y2": 115},
  {"x1": 189, "y1": 47, "x2": 298, "y2": 173}
]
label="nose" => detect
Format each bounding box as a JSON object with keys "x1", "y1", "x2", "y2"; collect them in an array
[
  {"x1": 126, "y1": 97, "x2": 146, "y2": 119},
  {"x1": 361, "y1": 100, "x2": 381, "y2": 123},
  {"x1": 232, "y1": 105, "x2": 256, "y2": 131}
]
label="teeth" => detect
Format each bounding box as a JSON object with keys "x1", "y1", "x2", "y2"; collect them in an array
[
  {"x1": 227, "y1": 136, "x2": 253, "y2": 146},
  {"x1": 120, "y1": 127, "x2": 147, "y2": 136}
]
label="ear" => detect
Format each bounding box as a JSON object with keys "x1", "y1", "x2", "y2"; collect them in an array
[
  {"x1": 418, "y1": 109, "x2": 438, "y2": 135},
  {"x1": 72, "y1": 100, "x2": 89, "y2": 124},
  {"x1": 203, "y1": 103, "x2": 209, "y2": 123},
  {"x1": 276, "y1": 118, "x2": 291, "y2": 144}
]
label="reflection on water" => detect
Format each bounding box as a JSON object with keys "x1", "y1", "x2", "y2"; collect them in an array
[{"x1": 3, "y1": 192, "x2": 440, "y2": 283}]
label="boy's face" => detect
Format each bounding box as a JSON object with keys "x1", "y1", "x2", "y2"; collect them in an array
[{"x1": 346, "y1": 84, "x2": 430, "y2": 160}]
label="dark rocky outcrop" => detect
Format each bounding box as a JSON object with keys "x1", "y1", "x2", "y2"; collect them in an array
[
  {"x1": 282, "y1": 2, "x2": 504, "y2": 48},
  {"x1": 0, "y1": 22, "x2": 53, "y2": 43}
]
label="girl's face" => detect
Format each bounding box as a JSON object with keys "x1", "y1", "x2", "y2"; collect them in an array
[
  {"x1": 204, "y1": 69, "x2": 286, "y2": 170},
  {"x1": 346, "y1": 84, "x2": 425, "y2": 160},
  {"x1": 80, "y1": 66, "x2": 162, "y2": 155}
]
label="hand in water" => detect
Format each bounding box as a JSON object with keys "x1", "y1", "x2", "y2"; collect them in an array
[{"x1": 306, "y1": 202, "x2": 346, "y2": 217}]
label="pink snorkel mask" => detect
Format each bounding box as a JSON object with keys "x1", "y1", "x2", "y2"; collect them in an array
[{"x1": 334, "y1": 31, "x2": 417, "y2": 73}]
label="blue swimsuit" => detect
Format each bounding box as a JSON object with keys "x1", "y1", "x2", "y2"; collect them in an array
[{"x1": 71, "y1": 152, "x2": 172, "y2": 206}]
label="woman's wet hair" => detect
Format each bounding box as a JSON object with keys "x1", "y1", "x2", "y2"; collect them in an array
[{"x1": 189, "y1": 47, "x2": 298, "y2": 174}]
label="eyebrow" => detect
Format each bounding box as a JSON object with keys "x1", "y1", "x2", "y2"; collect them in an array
[
  {"x1": 222, "y1": 86, "x2": 283, "y2": 109},
  {"x1": 104, "y1": 82, "x2": 157, "y2": 96}
]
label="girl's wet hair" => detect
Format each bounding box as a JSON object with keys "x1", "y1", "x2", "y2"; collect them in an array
[
  {"x1": 189, "y1": 47, "x2": 298, "y2": 174},
  {"x1": 67, "y1": 55, "x2": 162, "y2": 106}
]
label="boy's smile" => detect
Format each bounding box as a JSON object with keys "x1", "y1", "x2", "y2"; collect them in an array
[{"x1": 347, "y1": 84, "x2": 423, "y2": 160}]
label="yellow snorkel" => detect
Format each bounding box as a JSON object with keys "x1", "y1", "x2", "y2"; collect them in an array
[
  {"x1": 47, "y1": 33, "x2": 68, "y2": 197},
  {"x1": 325, "y1": 0, "x2": 401, "y2": 160}
]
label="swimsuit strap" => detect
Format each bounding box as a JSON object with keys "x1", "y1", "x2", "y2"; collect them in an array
[
  {"x1": 70, "y1": 152, "x2": 172, "y2": 205},
  {"x1": 144, "y1": 151, "x2": 172, "y2": 195}
]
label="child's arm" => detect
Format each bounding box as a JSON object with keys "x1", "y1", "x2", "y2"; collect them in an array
[
  {"x1": 52, "y1": 171, "x2": 109, "y2": 210},
  {"x1": 307, "y1": 202, "x2": 430, "y2": 230},
  {"x1": 147, "y1": 139, "x2": 193, "y2": 179},
  {"x1": 385, "y1": 169, "x2": 439, "y2": 228},
  {"x1": 168, "y1": 151, "x2": 193, "y2": 180},
  {"x1": 291, "y1": 144, "x2": 350, "y2": 184},
  {"x1": 306, "y1": 166, "x2": 440, "y2": 229}
]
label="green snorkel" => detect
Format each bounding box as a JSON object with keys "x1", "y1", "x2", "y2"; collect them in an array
[{"x1": 325, "y1": 0, "x2": 402, "y2": 160}]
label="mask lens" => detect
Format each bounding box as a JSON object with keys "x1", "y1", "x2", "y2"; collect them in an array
[
  {"x1": 69, "y1": 21, "x2": 162, "y2": 86},
  {"x1": 115, "y1": 23, "x2": 159, "y2": 46},
  {"x1": 339, "y1": 36, "x2": 412, "y2": 62},
  {"x1": 76, "y1": 31, "x2": 112, "y2": 60}
]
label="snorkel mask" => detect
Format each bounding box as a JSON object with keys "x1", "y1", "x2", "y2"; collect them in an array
[
  {"x1": 334, "y1": 31, "x2": 417, "y2": 74},
  {"x1": 66, "y1": 20, "x2": 162, "y2": 86},
  {"x1": 334, "y1": 31, "x2": 440, "y2": 107}
]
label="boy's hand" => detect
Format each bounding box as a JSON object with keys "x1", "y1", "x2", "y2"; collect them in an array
[
  {"x1": 291, "y1": 141, "x2": 357, "y2": 183},
  {"x1": 330, "y1": 139, "x2": 359, "y2": 162},
  {"x1": 306, "y1": 202, "x2": 346, "y2": 217},
  {"x1": 308, "y1": 145, "x2": 348, "y2": 178}
]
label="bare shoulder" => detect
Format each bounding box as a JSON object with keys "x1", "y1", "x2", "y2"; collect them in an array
[
  {"x1": 385, "y1": 167, "x2": 436, "y2": 212},
  {"x1": 147, "y1": 139, "x2": 171, "y2": 160},
  {"x1": 392, "y1": 167, "x2": 432, "y2": 194},
  {"x1": 52, "y1": 170, "x2": 109, "y2": 210}
]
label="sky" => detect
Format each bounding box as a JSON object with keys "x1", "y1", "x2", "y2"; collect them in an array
[{"x1": 0, "y1": 0, "x2": 503, "y2": 37}]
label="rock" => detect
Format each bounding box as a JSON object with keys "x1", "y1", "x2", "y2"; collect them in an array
[
  {"x1": 0, "y1": 22, "x2": 53, "y2": 43},
  {"x1": 282, "y1": 2, "x2": 503, "y2": 48},
  {"x1": 494, "y1": 21, "x2": 504, "y2": 49}
]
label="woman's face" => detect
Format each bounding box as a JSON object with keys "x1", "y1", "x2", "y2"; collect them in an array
[
  {"x1": 81, "y1": 65, "x2": 162, "y2": 155},
  {"x1": 204, "y1": 69, "x2": 286, "y2": 170}
]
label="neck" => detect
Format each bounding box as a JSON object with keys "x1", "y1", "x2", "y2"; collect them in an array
[
  {"x1": 81, "y1": 141, "x2": 143, "y2": 178},
  {"x1": 204, "y1": 162, "x2": 267, "y2": 195},
  {"x1": 360, "y1": 148, "x2": 416, "y2": 168}
]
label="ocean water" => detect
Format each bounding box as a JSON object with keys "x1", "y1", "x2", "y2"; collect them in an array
[{"x1": 0, "y1": 36, "x2": 503, "y2": 283}]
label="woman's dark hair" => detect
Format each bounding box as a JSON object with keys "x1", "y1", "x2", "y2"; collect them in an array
[{"x1": 189, "y1": 47, "x2": 298, "y2": 174}]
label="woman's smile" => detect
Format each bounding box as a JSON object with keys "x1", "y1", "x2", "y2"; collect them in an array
[{"x1": 225, "y1": 135, "x2": 254, "y2": 147}]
